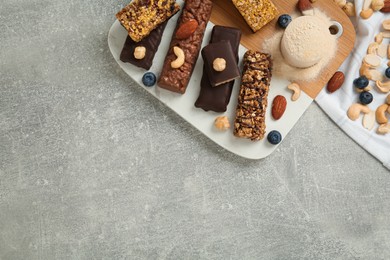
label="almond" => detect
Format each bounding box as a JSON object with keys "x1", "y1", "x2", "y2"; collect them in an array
[
  {"x1": 272, "y1": 95, "x2": 287, "y2": 120},
  {"x1": 297, "y1": 0, "x2": 312, "y2": 12},
  {"x1": 381, "y1": 0, "x2": 390, "y2": 12},
  {"x1": 175, "y1": 19, "x2": 198, "y2": 40},
  {"x1": 326, "y1": 71, "x2": 345, "y2": 93}
]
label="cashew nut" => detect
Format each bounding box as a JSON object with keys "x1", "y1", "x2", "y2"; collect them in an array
[
  {"x1": 376, "y1": 104, "x2": 389, "y2": 124},
  {"x1": 381, "y1": 31, "x2": 390, "y2": 38},
  {"x1": 376, "y1": 80, "x2": 390, "y2": 93},
  {"x1": 375, "y1": 33, "x2": 384, "y2": 44},
  {"x1": 386, "y1": 94, "x2": 390, "y2": 105},
  {"x1": 364, "y1": 54, "x2": 381, "y2": 68},
  {"x1": 213, "y1": 58, "x2": 226, "y2": 72},
  {"x1": 365, "y1": 69, "x2": 384, "y2": 81},
  {"x1": 383, "y1": 19, "x2": 390, "y2": 30},
  {"x1": 360, "y1": 8, "x2": 374, "y2": 19},
  {"x1": 334, "y1": 0, "x2": 347, "y2": 8},
  {"x1": 356, "y1": 85, "x2": 372, "y2": 93},
  {"x1": 372, "y1": 0, "x2": 385, "y2": 11},
  {"x1": 367, "y1": 42, "x2": 379, "y2": 55},
  {"x1": 134, "y1": 46, "x2": 146, "y2": 60},
  {"x1": 377, "y1": 43, "x2": 387, "y2": 58},
  {"x1": 171, "y1": 46, "x2": 185, "y2": 69},
  {"x1": 363, "y1": 0, "x2": 373, "y2": 10},
  {"x1": 363, "y1": 111, "x2": 376, "y2": 130},
  {"x1": 342, "y1": 2, "x2": 356, "y2": 17},
  {"x1": 377, "y1": 123, "x2": 390, "y2": 134},
  {"x1": 347, "y1": 103, "x2": 371, "y2": 121},
  {"x1": 287, "y1": 83, "x2": 301, "y2": 101}
]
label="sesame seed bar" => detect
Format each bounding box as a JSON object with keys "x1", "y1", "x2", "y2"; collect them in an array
[
  {"x1": 116, "y1": 0, "x2": 180, "y2": 42},
  {"x1": 232, "y1": 0, "x2": 278, "y2": 32},
  {"x1": 233, "y1": 51, "x2": 273, "y2": 141}
]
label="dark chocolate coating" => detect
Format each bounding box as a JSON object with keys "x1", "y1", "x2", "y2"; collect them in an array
[
  {"x1": 120, "y1": 21, "x2": 167, "y2": 70},
  {"x1": 195, "y1": 25, "x2": 241, "y2": 112},
  {"x1": 201, "y1": 41, "x2": 240, "y2": 87}
]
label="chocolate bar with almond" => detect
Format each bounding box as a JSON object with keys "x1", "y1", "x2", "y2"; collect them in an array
[{"x1": 157, "y1": 0, "x2": 213, "y2": 94}]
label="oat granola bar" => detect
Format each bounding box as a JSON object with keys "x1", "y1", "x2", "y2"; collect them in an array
[
  {"x1": 116, "y1": 0, "x2": 180, "y2": 42},
  {"x1": 232, "y1": 0, "x2": 278, "y2": 32},
  {"x1": 157, "y1": 0, "x2": 213, "y2": 94},
  {"x1": 233, "y1": 51, "x2": 273, "y2": 141}
]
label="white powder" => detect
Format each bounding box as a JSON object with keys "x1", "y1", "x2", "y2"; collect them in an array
[{"x1": 263, "y1": 9, "x2": 337, "y2": 82}]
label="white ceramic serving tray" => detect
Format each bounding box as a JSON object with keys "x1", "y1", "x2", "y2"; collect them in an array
[{"x1": 108, "y1": 1, "x2": 313, "y2": 159}]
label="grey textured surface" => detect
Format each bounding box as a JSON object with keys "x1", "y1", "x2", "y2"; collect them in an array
[{"x1": 1, "y1": 1, "x2": 390, "y2": 259}]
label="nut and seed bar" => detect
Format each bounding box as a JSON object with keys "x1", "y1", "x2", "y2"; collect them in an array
[
  {"x1": 233, "y1": 51, "x2": 273, "y2": 141},
  {"x1": 158, "y1": 0, "x2": 213, "y2": 94},
  {"x1": 116, "y1": 0, "x2": 180, "y2": 42},
  {"x1": 232, "y1": 0, "x2": 278, "y2": 32}
]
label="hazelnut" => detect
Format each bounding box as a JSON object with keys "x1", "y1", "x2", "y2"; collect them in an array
[
  {"x1": 213, "y1": 58, "x2": 226, "y2": 72},
  {"x1": 134, "y1": 46, "x2": 146, "y2": 60},
  {"x1": 214, "y1": 116, "x2": 230, "y2": 131}
]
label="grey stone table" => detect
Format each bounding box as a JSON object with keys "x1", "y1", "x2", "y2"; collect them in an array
[{"x1": 1, "y1": 1, "x2": 389, "y2": 259}]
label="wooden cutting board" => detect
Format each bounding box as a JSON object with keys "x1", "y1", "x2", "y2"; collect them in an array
[{"x1": 210, "y1": 0, "x2": 356, "y2": 99}]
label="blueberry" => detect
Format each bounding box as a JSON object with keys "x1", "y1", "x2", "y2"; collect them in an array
[
  {"x1": 267, "y1": 130, "x2": 282, "y2": 145},
  {"x1": 353, "y1": 76, "x2": 369, "y2": 89},
  {"x1": 359, "y1": 91, "x2": 373, "y2": 105},
  {"x1": 277, "y1": 14, "x2": 292, "y2": 29},
  {"x1": 385, "y1": 67, "x2": 390, "y2": 78},
  {"x1": 142, "y1": 72, "x2": 156, "y2": 87}
]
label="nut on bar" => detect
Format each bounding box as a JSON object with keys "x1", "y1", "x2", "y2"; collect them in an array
[
  {"x1": 233, "y1": 51, "x2": 273, "y2": 141},
  {"x1": 232, "y1": 0, "x2": 278, "y2": 32},
  {"x1": 116, "y1": 0, "x2": 180, "y2": 42},
  {"x1": 157, "y1": 0, "x2": 213, "y2": 94}
]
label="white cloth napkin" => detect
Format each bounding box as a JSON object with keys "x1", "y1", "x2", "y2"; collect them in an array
[{"x1": 315, "y1": 3, "x2": 390, "y2": 169}]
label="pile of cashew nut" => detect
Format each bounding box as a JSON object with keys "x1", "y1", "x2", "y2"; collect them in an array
[
  {"x1": 360, "y1": 0, "x2": 385, "y2": 19},
  {"x1": 347, "y1": 19, "x2": 390, "y2": 134}
]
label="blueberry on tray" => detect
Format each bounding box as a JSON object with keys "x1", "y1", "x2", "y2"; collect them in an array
[
  {"x1": 359, "y1": 91, "x2": 373, "y2": 105},
  {"x1": 353, "y1": 76, "x2": 369, "y2": 89},
  {"x1": 267, "y1": 130, "x2": 282, "y2": 145},
  {"x1": 142, "y1": 72, "x2": 156, "y2": 87}
]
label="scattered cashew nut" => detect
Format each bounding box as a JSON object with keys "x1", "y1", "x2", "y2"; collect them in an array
[
  {"x1": 360, "y1": 8, "x2": 374, "y2": 19},
  {"x1": 372, "y1": 0, "x2": 385, "y2": 11},
  {"x1": 386, "y1": 94, "x2": 390, "y2": 105},
  {"x1": 347, "y1": 103, "x2": 371, "y2": 121},
  {"x1": 383, "y1": 19, "x2": 390, "y2": 30},
  {"x1": 342, "y1": 2, "x2": 356, "y2": 16},
  {"x1": 377, "y1": 43, "x2": 387, "y2": 58},
  {"x1": 377, "y1": 123, "x2": 390, "y2": 134},
  {"x1": 375, "y1": 33, "x2": 384, "y2": 44},
  {"x1": 367, "y1": 42, "x2": 379, "y2": 55},
  {"x1": 171, "y1": 46, "x2": 185, "y2": 69},
  {"x1": 287, "y1": 83, "x2": 301, "y2": 101},
  {"x1": 364, "y1": 54, "x2": 381, "y2": 68},
  {"x1": 376, "y1": 104, "x2": 389, "y2": 124},
  {"x1": 376, "y1": 80, "x2": 390, "y2": 93},
  {"x1": 363, "y1": 111, "x2": 376, "y2": 130},
  {"x1": 334, "y1": 0, "x2": 347, "y2": 8}
]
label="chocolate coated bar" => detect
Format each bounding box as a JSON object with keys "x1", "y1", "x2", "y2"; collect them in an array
[
  {"x1": 120, "y1": 21, "x2": 167, "y2": 70},
  {"x1": 201, "y1": 41, "x2": 240, "y2": 87},
  {"x1": 157, "y1": 0, "x2": 213, "y2": 94},
  {"x1": 195, "y1": 26, "x2": 241, "y2": 112},
  {"x1": 233, "y1": 51, "x2": 272, "y2": 141},
  {"x1": 116, "y1": 0, "x2": 180, "y2": 42}
]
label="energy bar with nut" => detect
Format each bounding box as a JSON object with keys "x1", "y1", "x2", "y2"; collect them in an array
[
  {"x1": 116, "y1": 0, "x2": 180, "y2": 42},
  {"x1": 157, "y1": 0, "x2": 213, "y2": 94},
  {"x1": 232, "y1": 0, "x2": 278, "y2": 32},
  {"x1": 233, "y1": 50, "x2": 273, "y2": 141}
]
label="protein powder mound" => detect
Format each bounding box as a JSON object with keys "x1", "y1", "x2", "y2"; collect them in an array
[{"x1": 263, "y1": 9, "x2": 337, "y2": 82}]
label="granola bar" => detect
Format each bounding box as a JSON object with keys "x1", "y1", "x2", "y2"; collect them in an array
[
  {"x1": 157, "y1": 0, "x2": 213, "y2": 94},
  {"x1": 232, "y1": 0, "x2": 278, "y2": 32},
  {"x1": 116, "y1": 0, "x2": 180, "y2": 42},
  {"x1": 233, "y1": 51, "x2": 273, "y2": 141}
]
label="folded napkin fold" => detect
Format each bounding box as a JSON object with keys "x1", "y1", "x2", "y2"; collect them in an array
[{"x1": 315, "y1": 2, "x2": 390, "y2": 169}]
